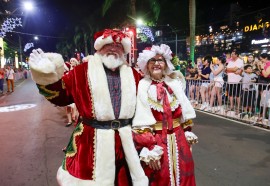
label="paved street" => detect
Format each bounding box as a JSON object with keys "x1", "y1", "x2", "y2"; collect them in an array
[
  {"x1": 193, "y1": 112, "x2": 270, "y2": 186},
  {"x1": 0, "y1": 78, "x2": 270, "y2": 186}
]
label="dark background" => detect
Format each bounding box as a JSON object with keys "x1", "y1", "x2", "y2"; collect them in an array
[{"x1": 0, "y1": 0, "x2": 269, "y2": 56}]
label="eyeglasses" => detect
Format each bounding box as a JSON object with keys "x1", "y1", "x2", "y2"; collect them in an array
[{"x1": 148, "y1": 58, "x2": 165, "y2": 65}]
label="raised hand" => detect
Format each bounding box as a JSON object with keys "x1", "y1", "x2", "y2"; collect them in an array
[
  {"x1": 29, "y1": 48, "x2": 64, "y2": 85},
  {"x1": 29, "y1": 48, "x2": 56, "y2": 74}
]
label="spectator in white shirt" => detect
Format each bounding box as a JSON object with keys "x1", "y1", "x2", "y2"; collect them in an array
[{"x1": 225, "y1": 49, "x2": 244, "y2": 113}]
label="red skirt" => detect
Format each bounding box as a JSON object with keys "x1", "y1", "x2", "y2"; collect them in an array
[{"x1": 142, "y1": 126, "x2": 196, "y2": 186}]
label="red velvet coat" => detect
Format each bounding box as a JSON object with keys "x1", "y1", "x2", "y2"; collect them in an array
[{"x1": 37, "y1": 61, "x2": 144, "y2": 186}]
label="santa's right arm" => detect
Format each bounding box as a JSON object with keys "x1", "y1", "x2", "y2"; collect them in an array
[{"x1": 29, "y1": 49, "x2": 73, "y2": 106}]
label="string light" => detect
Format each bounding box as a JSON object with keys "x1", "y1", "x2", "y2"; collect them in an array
[
  {"x1": 24, "y1": 43, "x2": 34, "y2": 52},
  {"x1": 0, "y1": 17, "x2": 22, "y2": 38},
  {"x1": 138, "y1": 26, "x2": 155, "y2": 42}
]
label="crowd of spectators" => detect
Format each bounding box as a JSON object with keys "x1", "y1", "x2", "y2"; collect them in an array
[
  {"x1": 0, "y1": 66, "x2": 29, "y2": 94},
  {"x1": 185, "y1": 50, "x2": 270, "y2": 123}
]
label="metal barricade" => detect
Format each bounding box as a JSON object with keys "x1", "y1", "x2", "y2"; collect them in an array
[{"x1": 186, "y1": 79, "x2": 270, "y2": 128}]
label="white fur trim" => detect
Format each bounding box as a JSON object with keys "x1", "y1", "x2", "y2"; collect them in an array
[
  {"x1": 88, "y1": 54, "x2": 115, "y2": 120},
  {"x1": 94, "y1": 35, "x2": 131, "y2": 54},
  {"x1": 57, "y1": 167, "x2": 98, "y2": 186},
  {"x1": 95, "y1": 129, "x2": 116, "y2": 185},
  {"x1": 133, "y1": 76, "x2": 196, "y2": 127},
  {"x1": 30, "y1": 53, "x2": 64, "y2": 85},
  {"x1": 118, "y1": 65, "x2": 136, "y2": 119},
  {"x1": 132, "y1": 78, "x2": 157, "y2": 126},
  {"x1": 165, "y1": 76, "x2": 196, "y2": 121},
  {"x1": 88, "y1": 54, "x2": 136, "y2": 120},
  {"x1": 118, "y1": 126, "x2": 149, "y2": 186},
  {"x1": 169, "y1": 70, "x2": 186, "y2": 91}
]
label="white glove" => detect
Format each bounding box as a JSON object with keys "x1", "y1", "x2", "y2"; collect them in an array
[
  {"x1": 185, "y1": 131, "x2": 198, "y2": 145},
  {"x1": 29, "y1": 48, "x2": 64, "y2": 85}
]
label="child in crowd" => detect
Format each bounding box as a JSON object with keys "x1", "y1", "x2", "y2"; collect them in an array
[
  {"x1": 240, "y1": 65, "x2": 258, "y2": 119},
  {"x1": 186, "y1": 66, "x2": 198, "y2": 104}
]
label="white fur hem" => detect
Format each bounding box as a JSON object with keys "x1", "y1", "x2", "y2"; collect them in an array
[
  {"x1": 118, "y1": 126, "x2": 149, "y2": 186},
  {"x1": 57, "y1": 127, "x2": 148, "y2": 186},
  {"x1": 57, "y1": 167, "x2": 98, "y2": 186}
]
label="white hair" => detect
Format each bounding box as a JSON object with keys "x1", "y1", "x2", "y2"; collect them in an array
[{"x1": 137, "y1": 44, "x2": 175, "y2": 75}]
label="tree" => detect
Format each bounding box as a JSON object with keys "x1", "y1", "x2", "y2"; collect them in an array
[
  {"x1": 102, "y1": 0, "x2": 160, "y2": 26},
  {"x1": 189, "y1": 0, "x2": 196, "y2": 65}
]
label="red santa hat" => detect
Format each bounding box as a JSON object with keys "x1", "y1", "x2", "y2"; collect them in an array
[
  {"x1": 94, "y1": 29, "x2": 131, "y2": 54},
  {"x1": 70, "y1": 58, "x2": 79, "y2": 66}
]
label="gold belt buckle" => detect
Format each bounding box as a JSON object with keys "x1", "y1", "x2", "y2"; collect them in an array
[{"x1": 111, "y1": 120, "x2": 121, "y2": 130}]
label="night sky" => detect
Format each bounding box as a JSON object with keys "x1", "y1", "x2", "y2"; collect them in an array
[{"x1": 1, "y1": 0, "x2": 269, "y2": 53}]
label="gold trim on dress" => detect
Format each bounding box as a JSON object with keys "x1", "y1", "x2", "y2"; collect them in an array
[
  {"x1": 180, "y1": 119, "x2": 194, "y2": 129},
  {"x1": 152, "y1": 119, "x2": 181, "y2": 131},
  {"x1": 148, "y1": 95, "x2": 179, "y2": 112}
]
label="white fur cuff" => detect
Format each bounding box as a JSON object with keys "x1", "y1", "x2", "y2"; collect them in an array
[
  {"x1": 185, "y1": 131, "x2": 198, "y2": 144},
  {"x1": 30, "y1": 53, "x2": 64, "y2": 85},
  {"x1": 139, "y1": 145, "x2": 163, "y2": 163}
]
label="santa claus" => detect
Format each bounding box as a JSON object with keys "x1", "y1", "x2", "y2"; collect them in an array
[{"x1": 29, "y1": 29, "x2": 148, "y2": 186}]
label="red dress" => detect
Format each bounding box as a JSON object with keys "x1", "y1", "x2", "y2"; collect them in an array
[{"x1": 133, "y1": 77, "x2": 196, "y2": 186}]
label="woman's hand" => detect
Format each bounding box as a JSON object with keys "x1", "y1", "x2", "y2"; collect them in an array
[{"x1": 146, "y1": 159, "x2": 161, "y2": 170}]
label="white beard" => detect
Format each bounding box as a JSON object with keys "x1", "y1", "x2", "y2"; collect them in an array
[{"x1": 100, "y1": 54, "x2": 125, "y2": 69}]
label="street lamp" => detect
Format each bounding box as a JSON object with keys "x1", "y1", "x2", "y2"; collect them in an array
[
  {"x1": 136, "y1": 19, "x2": 144, "y2": 26},
  {"x1": 5, "y1": 1, "x2": 34, "y2": 15},
  {"x1": 23, "y1": 2, "x2": 34, "y2": 11},
  {"x1": 12, "y1": 2, "x2": 34, "y2": 66}
]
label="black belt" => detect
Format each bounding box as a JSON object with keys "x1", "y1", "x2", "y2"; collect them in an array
[{"x1": 82, "y1": 117, "x2": 131, "y2": 130}]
